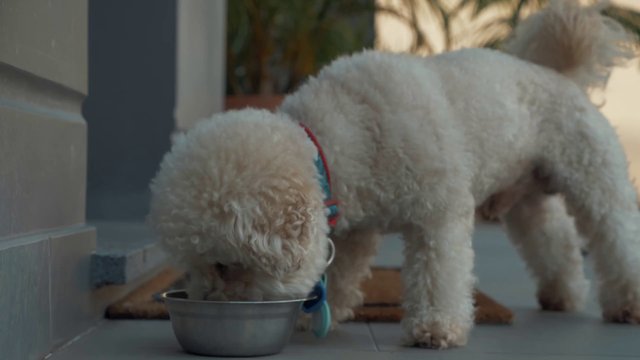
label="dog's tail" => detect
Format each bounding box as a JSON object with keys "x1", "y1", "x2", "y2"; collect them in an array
[{"x1": 504, "y1": 0, "x2": 637, "y2": 92}]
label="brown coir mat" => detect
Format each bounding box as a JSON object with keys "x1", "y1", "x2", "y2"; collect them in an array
[{"x1": 106, "y1": 267, "x2": 513, "y2": 324}]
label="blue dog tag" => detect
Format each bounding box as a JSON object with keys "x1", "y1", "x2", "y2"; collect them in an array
[{"x1": 302, "y1": 274, "x2": 331, "y2": 338}]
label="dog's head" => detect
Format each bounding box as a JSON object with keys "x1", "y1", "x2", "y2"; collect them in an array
[{"x1": 149, "y1": 109, "x2": 331, "y2": 301}]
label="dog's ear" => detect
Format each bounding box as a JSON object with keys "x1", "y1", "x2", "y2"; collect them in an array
[{"x1": 229, "y1": 184, "x2": 321, "y2": 278}]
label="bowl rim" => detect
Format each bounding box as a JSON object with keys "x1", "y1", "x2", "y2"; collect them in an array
[{"x1": 161, "y1": 289, "x2": 315, "y2": 305}]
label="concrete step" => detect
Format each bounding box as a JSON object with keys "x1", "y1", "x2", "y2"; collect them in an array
[{"x1": 90, "y1": 221, "x2": 167, "y2": 287}]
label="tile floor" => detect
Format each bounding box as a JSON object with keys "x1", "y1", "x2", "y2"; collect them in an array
[{"x1": 47, "y1": 224, "x2": 640, "y2": 359}]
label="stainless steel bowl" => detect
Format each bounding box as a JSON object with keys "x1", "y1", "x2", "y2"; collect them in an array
[{"x1": 162, "y1": 290, "x2": 307, "y2": 357}]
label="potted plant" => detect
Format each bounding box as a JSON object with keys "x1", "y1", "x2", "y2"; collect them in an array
[{"x1": 225, "y1": 0, "x2": 375, "y2": 111}]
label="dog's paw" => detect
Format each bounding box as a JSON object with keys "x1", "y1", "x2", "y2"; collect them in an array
[
  {"x1": 295, "y1": 314, "x2": 312, "y2": 331},
  {"x1": 537, "y1": 286, "x2": 585, "y2": 312},
  {"x1": 331, "y1": 306, "x2": 354, "y2": 323},
  {"x1": 539, "y1": 296, "x2": 572, "y2": 312},
  {"x1": 600, "y1": 281, "x2": 640, "y2": 324},
  {"x1": 404, "y1": 322, "x2": 469, "y2": 349},
  {"x1": 537, "y1": 277, "x2": 589, "y2": 312},
  {"x1": 603, "y1": 306, "x2": 640, "y2": 324},
  {"x1": 297, "y1": 306, "x2": 351, "y2": 332}
]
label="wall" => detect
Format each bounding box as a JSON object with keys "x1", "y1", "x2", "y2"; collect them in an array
[{"x1": 0, "y1": 0, "x2": 96, "y2": 359}]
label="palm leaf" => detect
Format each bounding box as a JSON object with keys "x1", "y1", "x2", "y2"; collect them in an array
[
  {"x1": 468, "y1": 0, "x2": 516, "y2": 17},
  {"x1": 602, "y1": 5, "x2": 640, "y2": 43}
]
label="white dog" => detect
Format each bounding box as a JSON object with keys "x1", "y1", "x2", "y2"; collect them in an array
[{"x1": 149, "y1": 0, "x2": 640, "y2": 349}]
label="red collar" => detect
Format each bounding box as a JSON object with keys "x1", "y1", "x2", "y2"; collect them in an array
[{"x1": 300, "y1": 124, "x2": 339, "y2": 228}]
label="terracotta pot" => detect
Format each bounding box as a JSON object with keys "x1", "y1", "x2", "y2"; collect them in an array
[{"x1": 225, "y1": 95, "x2": 284, "y2": 112}]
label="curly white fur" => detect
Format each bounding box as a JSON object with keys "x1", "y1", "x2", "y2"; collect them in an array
[
  {"x1": 504, "y1": 0, "x2": 636, "y2": 91},
  {"x1": 149, "y1": 0, "x2": 640, "y2": 349},
  {"x1": 149, "y1": 110, "x2": 330, "y2": 301}
]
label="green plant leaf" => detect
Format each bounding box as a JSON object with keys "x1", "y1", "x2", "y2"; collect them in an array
[{"x1": 603, "y1": 5, "x2": 640, "y2": 42}]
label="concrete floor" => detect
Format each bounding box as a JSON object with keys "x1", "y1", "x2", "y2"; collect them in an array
[{"x1": 47, "y1": 224, "x2": 640, "y2": 359}]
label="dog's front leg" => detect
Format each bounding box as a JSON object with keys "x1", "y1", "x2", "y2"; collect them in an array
[
  {"x1": 401, "y1": 208, "x2": 475, "y2": 349},
  {"x1": 297, "y1": 229, "x2": 381, "y2": 331},
  {"x1": 327, "y1": 229, "x2": 381, "y2": 325}
]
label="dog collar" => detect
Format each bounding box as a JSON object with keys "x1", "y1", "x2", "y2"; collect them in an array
[
  {"x1": 300, "y1": 124, "x2": 339, "y2": 227},
  {"x1": 300, "y1": 124, "x2": 338, "y2": 338}
]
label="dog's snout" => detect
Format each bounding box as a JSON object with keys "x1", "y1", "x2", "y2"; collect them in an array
[{"x1": 215, "y1": 263, "x2": 228, "y2": 277}]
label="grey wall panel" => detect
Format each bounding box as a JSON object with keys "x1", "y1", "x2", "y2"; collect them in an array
[
  {"x1": 0, "y1": 0, "x2": 87, "y2": 93},
  {"x1": 0, "y1": 105, "x2": 86, "y2": 239},
  {"x1": 50, "y1": 226, "x2": 97, "y2": 348},
  {"x1": 0, "y1": 238, "x2": 51, "y2": 360}
]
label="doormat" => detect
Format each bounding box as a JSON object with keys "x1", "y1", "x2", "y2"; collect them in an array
[{"x1": 106, "y1": 267, "x2": 513, "y2": 324}]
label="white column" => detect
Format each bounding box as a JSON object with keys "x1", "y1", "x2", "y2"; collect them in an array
[{"x1": 175, "y1": 0, "x2": 227, "y2": 130}]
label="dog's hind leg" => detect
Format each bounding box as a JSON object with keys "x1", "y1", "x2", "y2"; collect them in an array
[
  {"x1": 541, "y1": 108, "x2": 640, "y2": 323},
  {"x1": 326, "y1": 228, "x2": 381, "y2": 324},
  {"x1": 501, "y1": 192, "x2": 589, "y2": 311}
]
